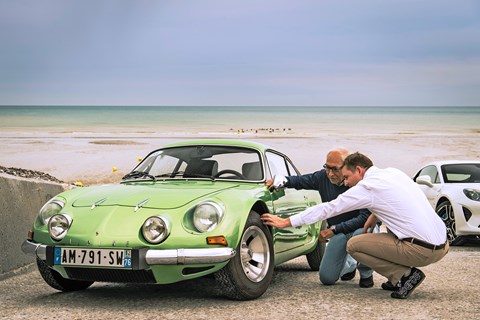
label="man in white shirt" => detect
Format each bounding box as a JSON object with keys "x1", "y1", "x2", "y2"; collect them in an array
[{"x1": 262, "y1": 152, "x2": 448, "y2": 299}]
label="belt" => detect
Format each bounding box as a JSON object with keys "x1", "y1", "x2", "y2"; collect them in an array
[{"x1": 402, "y1": 237, "x2": 447, "y2": 250}]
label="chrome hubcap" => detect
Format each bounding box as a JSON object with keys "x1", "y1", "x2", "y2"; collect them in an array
[{"x1": 239, "y1": 226, "x2": 270, "y2": 283}]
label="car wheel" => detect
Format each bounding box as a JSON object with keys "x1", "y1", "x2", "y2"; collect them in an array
[
  {"x1": 36, "y1": 257, "x2": 94, "y2": 291},
  {"x1": 214, "y1": 211, "x2": 274, "y2": 300},
  {"x1": 436, "y1": 200, "x2": 465, "y2": 246},
  {"x1": 306, "y1": 221, "x2": 326, "y2": 271}
]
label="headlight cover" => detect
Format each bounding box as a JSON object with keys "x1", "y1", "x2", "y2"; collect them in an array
[
  {"x1": 48, "y1": 214, "x2": 72, "y2": 241},
  {"x1": 464, "y1": 188, "x2": 480, "y2": 202},
  {"x1": 193, "y1": 201, "x2": 224, "y2": 233},
  {"x1": 142, "y1": 216, "x2": 170, "y2": 244},
  {"x1": 39, "y1": 199, "x2": 65, "y2": 225}
]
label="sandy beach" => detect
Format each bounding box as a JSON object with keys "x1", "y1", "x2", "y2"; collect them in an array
[{"x1": 1, "y1": 130, "x2": 479, "y2": 186}]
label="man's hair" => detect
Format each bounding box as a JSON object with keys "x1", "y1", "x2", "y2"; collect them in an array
[{"x1": 343, "y1": 152, "x2": 374, "y2": 171}]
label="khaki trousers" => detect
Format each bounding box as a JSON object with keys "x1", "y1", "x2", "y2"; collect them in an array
[{"x1": 346, "y1": 230, "x2": 449, "y2": 284}]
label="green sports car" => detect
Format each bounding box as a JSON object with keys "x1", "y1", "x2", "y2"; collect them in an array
[{"x1": 22, "y1": 139, "x2": 324, "y2": 300}]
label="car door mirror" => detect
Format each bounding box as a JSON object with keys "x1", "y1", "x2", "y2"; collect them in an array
[{"x1": 416, "y1": 175, "x2": 434, "y2": 187}]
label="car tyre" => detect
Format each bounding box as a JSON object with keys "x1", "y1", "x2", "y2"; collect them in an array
[
  {"x1": 215, "y1": 211, "x2": 274, "y2": 300},
  {"x1": 436, "y1": 200, "x2": 465, "y2": 246},
  {"x1": 36, "y1": 257, "x2": 94, "y2": 291},
  {"x1": 306, "y1": 221, "x2": 326, "y2": 271}
]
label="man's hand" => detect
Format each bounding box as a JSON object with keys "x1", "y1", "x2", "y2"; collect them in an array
[
  {"x1": 319, "y1": 229, "x2": 334, "y2": 242},
  {"x1": 261, "y1": 213, "x2": 291, "y2": 228},
  {"x1": 266, "y1": 175, "x2": 287, "y2": 191},
  {"x1": 363, "y1": 213, "x2": 378, "y2": 233}
]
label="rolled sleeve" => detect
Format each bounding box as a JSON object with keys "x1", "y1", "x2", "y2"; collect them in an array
[{"x1": 290, "y1": 185, "x2": 372, "y2": 227}]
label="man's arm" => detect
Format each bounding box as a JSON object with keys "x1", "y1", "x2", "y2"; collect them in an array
[
  {"x1": 285, "y1": 171, "x2": 322, "y2": 190},
  {"x1": 266, "y1": 184, "x2": 372, "y2": 228},
  {"x1": 333, "y1": 209, "x2": 371, "y2": 234}
]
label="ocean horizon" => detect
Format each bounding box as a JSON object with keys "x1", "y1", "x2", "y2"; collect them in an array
[{"x1": 1, "y1": 105, "x2": 479, "y2": 139}]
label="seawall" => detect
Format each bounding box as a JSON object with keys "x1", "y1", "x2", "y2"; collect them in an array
[{"x1": 0, "y1": 173, "x2": 66, "y2": 279}]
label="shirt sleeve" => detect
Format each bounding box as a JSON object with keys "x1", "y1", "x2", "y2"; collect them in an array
[
  {"x1": 285, "y1": 171, "x2": 322, "y2": 190},
  {"x1": 334, "y1": 209, "x2": 371, "y2": 234},
  {"x1": 290, "y1": 183, "x2": 373, "y2": 227}
]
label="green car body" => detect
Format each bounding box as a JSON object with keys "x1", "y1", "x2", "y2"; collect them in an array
[{"x1": 22, "y1": 139, "x2": 324, "y2": 300}]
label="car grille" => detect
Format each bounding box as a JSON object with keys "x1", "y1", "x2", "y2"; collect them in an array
[{"x1": 65, "y1": 267, "x2": 156, "y2": 283}]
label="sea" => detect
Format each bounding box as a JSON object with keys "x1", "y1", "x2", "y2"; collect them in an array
[{"x1": 0, "y1": 106, "x2": 479, "y2": 138}]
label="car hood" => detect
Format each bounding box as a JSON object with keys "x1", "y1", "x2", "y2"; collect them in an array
[{"x1": 71, "y1": 182, "x2": 240, "y2": 209}]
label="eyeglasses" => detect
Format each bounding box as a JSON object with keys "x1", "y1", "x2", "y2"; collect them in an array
[{"x1": 323, "y1": 164, "x2": 341, "y2": 173}]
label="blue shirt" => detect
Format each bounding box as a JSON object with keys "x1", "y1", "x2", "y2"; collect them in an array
[{"x1": 286, "y1": 169, "x2": 370, "y2": 234}]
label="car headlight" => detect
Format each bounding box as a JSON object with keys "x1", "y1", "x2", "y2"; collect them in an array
[
  {"x1": 464, "y1": 189, "x2": 480, "y2": 202},
  {"x1": 193, "y1": 201, "x2": 224, "y2": 233},
  {"x1": 48, "y1": 214, "x2": 72, "y2": 241},
  {"x1": 39, "y1": 200, "x2": 65, "y2": 225},
  {"x1": 142, "y1": 216, "x2": 170, "y2": 244}
]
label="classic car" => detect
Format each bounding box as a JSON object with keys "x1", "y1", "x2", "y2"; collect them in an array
[
  {"x1": 413, "y1": 160, "x2": 480, "y2": 246},
  {"x1": 22, "y1": 139, "x2": 324, "y2": 300}
]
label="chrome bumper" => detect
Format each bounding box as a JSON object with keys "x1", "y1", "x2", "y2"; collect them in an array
[{"x1": 21, "y1": 240, "x2": 236, "y2": 266}]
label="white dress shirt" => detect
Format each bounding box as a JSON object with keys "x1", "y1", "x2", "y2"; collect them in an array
[{"x1": 290, "y1": 166, "x2": 447, "y2": 245}]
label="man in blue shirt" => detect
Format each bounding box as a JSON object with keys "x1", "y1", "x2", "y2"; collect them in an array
[{"x1": 269, "y1": 148, "x2": 374, "y2": 287}]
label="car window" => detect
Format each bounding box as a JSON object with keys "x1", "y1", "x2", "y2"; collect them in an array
[
  {"x1": 266, "y1": 151, "x2": 299, "y2": 177},
  {"x1": 286, "y1": 158, "x2": 299, "y2": 177},
  {"x1": 415, "y1": 165, "x2": 440, "y2": 183},
  {"x1": 442, "y1": 163, "x2": 480, "y2": 183},
  {"x1": 129, "y1": 146, "x2": 263, "y2": 181}
]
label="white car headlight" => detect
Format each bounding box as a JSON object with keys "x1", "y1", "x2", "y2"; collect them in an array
[
  {"x1": 48, "y1": 214, "x2": 72, "y2": 241},
  {"x1": 142, "y1": 216, "x2": 170, "y2": 244},
  {"x1": 39, "y1": 200, "x2": 65, "y2": 225},
  {"x1": 193, "y1": 201, "x2": 224, "y2": 233},
  {"x1": 464, "y1": 189, "x2": 480, "y2": 202}
]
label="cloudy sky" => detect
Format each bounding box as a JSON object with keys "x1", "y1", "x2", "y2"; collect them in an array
[{"x1": 1, "y1": 0, "x2": 480, "y2": 107}]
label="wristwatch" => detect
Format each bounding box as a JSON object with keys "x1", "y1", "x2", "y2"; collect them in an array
[{"x1": 329, "y1": 225, "x2": 337, "y2": 234}]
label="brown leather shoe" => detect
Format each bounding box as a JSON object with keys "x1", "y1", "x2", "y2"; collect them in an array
[
  {"x1": 340, "y1": 269, "x2": 356, "y2": 281},
  {"x1": 359, "y1": 275, "x2": 374, "y2": 288}
]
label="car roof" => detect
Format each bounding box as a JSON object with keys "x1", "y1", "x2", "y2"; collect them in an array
[
  {"x1": 161, "y1": 139, "x2": 274, "y2": 152},
  {"x1": 424, "y1": 160, "x2": 480, "y2": 167}
]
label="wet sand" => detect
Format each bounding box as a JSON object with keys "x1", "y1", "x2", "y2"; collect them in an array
[{"x1": 1, "y1": 129, "x2": 479, "y2": 185}]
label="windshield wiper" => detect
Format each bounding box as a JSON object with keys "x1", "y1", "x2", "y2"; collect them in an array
[
  {"x1": 155, "y1": 171, "x2": 184, "y2": 178},
  {"x1": 184, "y1": 173, "x2": 215, "y2": 181},
  {"x1": 122, "y1": 171, "x2": 156, "y2": 181}
]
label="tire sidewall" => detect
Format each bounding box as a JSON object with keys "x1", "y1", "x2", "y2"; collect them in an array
[{"x1": 224, "y1": 211, "x2": 274, "y2": 299}]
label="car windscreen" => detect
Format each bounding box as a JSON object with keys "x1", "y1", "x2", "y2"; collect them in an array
[
  {"x1": 441, "y1": 163, "x2": 480, "y2": 183},
  {"x1": 126, "y1": 145, "x2": 264, "y2": 181}
]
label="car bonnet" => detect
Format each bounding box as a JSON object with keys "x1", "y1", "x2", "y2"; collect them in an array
[{"x1": 71, "y1": 182, "x2": 240, "y2": 209}]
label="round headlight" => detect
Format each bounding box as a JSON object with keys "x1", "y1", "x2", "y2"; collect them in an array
[
  {"x1": 464, "y1": 188, "x2": 480, "y2": 202},
  {"x1": 48, "y1": 214, "x2": 72, "y2": 241},
  {"x1": 39, "y1": 200, "x2": 65, "y2": 225},
  {"x1": 193, "y1": 202, "x2": 224, "y2": 233},
  {"x1": 142, "y1": 216, "x2": 170, "y2": 244}
]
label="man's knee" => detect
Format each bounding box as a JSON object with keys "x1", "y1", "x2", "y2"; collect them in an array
[
  {"x1": 346, "y1": 235, "x2": 360, "y2": 255},
  {"x1": 320, "y1": 273, "x2": 338, "y2": 286}
]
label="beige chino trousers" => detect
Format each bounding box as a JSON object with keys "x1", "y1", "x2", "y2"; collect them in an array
[{"x1": 346, "y1": 230, "x2": 449, "y2": 284}]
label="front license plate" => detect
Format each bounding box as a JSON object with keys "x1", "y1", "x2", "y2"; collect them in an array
[{"x1": 53, "y1": 247, "x2": 132, "y2": 268}]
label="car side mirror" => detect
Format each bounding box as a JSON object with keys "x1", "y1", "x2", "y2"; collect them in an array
[{"x1": 416, "y1": 175, "x2": 434, "y2": 188}]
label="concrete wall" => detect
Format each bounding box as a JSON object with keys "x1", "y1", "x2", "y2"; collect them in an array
[{"x1": 0, "y1": 174, "x2": 66, "y2": 279}]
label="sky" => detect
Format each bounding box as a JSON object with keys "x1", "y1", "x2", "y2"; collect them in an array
[{"x1": 1, "y1": 0, "x2": 480, "y2": 107}]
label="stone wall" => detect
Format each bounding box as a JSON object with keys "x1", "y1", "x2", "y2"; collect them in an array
[{"x1": 0, "y1": 174, "x2": 66, "y2": 279}]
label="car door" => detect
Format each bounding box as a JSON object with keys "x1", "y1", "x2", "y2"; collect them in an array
[
  {"x1": 265, "y1": 151, "x2": 317, "y2": 253},
  {"x1": 414, "y1": 165, "x2": 441, "y2": 206}
]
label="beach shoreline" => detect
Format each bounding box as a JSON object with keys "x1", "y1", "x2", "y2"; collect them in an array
[
  {"x1": 1, "y1": 130, "x2": 479, "y2": 186},
  {"x1": 1, "y1": 106, "x2": 478, "y2": 185}
]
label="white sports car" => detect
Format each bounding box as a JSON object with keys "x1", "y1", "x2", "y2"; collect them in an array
[{"x1": 413, "y1": 160, "x2": 480, "y2": 245}]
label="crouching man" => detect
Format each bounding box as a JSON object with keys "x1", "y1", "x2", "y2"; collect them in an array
[{"x1": 262, "y1": 152, "x2": 448, "y2": 299}]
